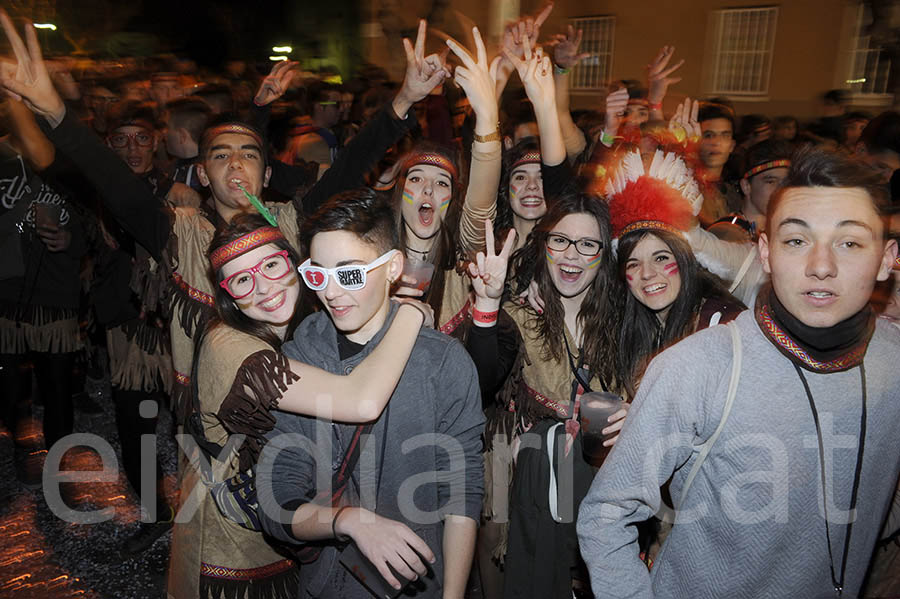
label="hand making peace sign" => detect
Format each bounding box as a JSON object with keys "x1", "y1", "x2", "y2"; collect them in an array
[
  {"x1": 0, "y1": 10, "x2": 66, "y2": 127},
  {"x1": 446, "y1": 26, "x2": 500, "y2": 127},
  {"x1": 468, "y1": 219, "x2": 517, "y2": 306},
  {"x1": 502, "y1": 34, "x2": 556, "y2": 114}
]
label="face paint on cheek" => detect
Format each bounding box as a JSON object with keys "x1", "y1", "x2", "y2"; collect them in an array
[
  {"x1": 440, "y1": 196, "x2": 451, "y2": 212},
  {"x1": 625, "y1": 273, "x2": 634, "y2": 281},
  {"x1": 545, "y1": 248, "x2": 556, "y2": 264},
  {"x1": 663, "y1": 262, "x2": 679, "y2": 276},
  {"x1": 586, "y1": 253, "x2": 603, "y2": 269},
  {"x1": 402, "y1": 189, "x2": 415, "y2": 205}
]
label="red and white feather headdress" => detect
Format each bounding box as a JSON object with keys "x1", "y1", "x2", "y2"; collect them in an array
[{"x1": 605, "y1": 149, "x2": 703, "y2": 250}]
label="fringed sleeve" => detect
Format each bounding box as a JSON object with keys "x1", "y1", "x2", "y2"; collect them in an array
[
  {"x1": 166, "y1": 208, "x2": 216, "y2": 340},
  {"x1": 216, "y1": 350, "x2": 301, "y2": 471}
]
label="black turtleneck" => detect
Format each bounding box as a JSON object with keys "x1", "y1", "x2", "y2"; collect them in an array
[{"x1": 764, "y1": 286, "x2": 875, "y2": 364}]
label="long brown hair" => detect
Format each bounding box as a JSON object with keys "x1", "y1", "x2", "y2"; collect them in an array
[
  {"x1": 510, "y1": 192, "x2": 620, "y2": 388},
  {"x1": 391, "y1": 141, "x2": 465, "y2": 319},
  {"x1": 205, "y1": 213, "x2": 304, "y2": 350}
]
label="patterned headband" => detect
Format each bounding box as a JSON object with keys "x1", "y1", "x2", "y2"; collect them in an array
[
  {"x1": 627, "y1": 98, "x2": 649, "y2": 107},
  {"x1": 201, "y1": 123, "x2": 264, "y2": 155},
  {"x1": 894, "y1": 255, "x2": 900, "y2": 271},
  {"x1": 403, "y1": 152, "x2": 458, "y2": 181},
  {"x1": 743, "y1": 159, "x2": 790, "y2": 180},
  {"x1": 210, "y1": 227, "x2": 286, "y2": 271},
  {"x1": 619, "y1": 220, "x2": 686, "y2": 239},
  {"x1": 511, "y1": 151, "x2": 541, "y2": 171}
]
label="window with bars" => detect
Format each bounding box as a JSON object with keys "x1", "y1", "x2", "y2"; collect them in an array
[
  {"x1": 846, "y1": 3, "x2": 891, "y2": 96},
  {"x1": 568, "y1": 16, "x2": 615, "y2": 91},
  {"x1": 709, "y1": 7, "x2": 778, "y2": 96}
]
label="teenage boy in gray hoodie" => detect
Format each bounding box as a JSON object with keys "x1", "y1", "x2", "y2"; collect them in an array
[
  {"x1": 577, "y1": 147, "x2": 900, "y2": 599},
  {"x1": 257, "y1": 189, "x2": 484, "y2": 599}
]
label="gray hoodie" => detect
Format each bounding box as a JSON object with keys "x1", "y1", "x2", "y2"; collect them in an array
[
  {"x1": 577, "y1": 311, "x2": 900, "y2": 599},
  {"x1": 257, "y1": 303, "x2": 484, "y2": 598}
]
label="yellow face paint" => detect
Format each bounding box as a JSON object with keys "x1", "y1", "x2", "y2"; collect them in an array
[
  {"x1": 545, "y1": 247, "x2": 555, "y2": 263},
  {"x1": 402, "y1": 189, "x2": 415, "y2": 205},
  {"x1": 440, "y1": 197, "x2": 450, "y2": 212},
  {"x1": 586, "y1": 253, "x2": 603, "y2": 269}
]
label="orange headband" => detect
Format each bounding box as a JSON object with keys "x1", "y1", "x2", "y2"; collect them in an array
[
  {"x1": 210, "y1": 227, "x2": 285, "y2": 271},
  {"x1": 403, "y1": 152, "x2": 458, "y2": 181},
  {"x1": 744, "y1": 159, "x2": 790, "y2": 180}
]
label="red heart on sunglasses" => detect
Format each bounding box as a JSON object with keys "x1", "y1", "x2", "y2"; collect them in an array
[{"x1": 305, "y1": 270, "x2": 325, "y2": 287}]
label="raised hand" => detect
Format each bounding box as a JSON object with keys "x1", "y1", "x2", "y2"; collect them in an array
[
  {"x1": 549, "y1": 24, "x2": 590, "y2": 71},
  {"x1": 393, "y1": 19, "x2": 451, "y2": 119},
  {"x1": 446, "y1": 27, "x2": 499, "y2": 127},
  {"x1": 603, "y1": 87, "x2": 629, "y2": 137},
  {"x1": 253, "y1": 60, "x2": 297, "y2": 106},
  {"x1": 0, "y1": 10, "x2": 66, "y2": 127},
  {"x1": 503, "y1": 35, "x2": 556, "y2": 112},
  {"x1": 503, "y1": 3, "x2": 553, "y2": 62},
  {"x1": 647, "y1": 46, "x2": 684, "y2": 107},
  {"x1": 668, "y1": 97, "x2": 701, "y2": 140},
  {"x1": 467, "y1": 219, "x2": 517, "y2": 305}
]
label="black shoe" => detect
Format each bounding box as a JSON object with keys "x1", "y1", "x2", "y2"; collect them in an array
[{"x1": 123, "y1": 508, "x2": 174, "y2": 555}]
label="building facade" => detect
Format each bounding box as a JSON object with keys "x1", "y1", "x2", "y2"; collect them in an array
[{"x1": 363, "y1": 0, "x2": 895, "y2": 120}]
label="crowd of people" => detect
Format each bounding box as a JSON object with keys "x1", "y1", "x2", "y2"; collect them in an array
[{"x1": 1, "y1": 5, "x2": 899, "y2": 599}]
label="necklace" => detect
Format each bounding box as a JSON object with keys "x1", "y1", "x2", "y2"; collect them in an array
[
  {"x1": 405, "y1": 245, "x2": 430, "y2": 261},
  {"x1": 793, "y1": 363, "x2": 867, "y2": 597}
]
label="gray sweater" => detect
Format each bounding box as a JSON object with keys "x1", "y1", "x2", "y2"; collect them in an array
[
  {"x1": 577, "y1": 311, "x2": 900, "y2": 599},
  {"x1": 256, "y1": 304, "x2": 484, "y2": 598}
]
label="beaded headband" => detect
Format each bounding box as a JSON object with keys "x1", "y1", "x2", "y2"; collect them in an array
[
  {"x1": 511, "y1": 151, "x2": 541, "y2": 171},
  {"x1": 210, "y1": 227, "x2": 286, "y2": 271},
  {"x1": 403, "y1": 152, "x2": 458, "y2": 181},
  {"x1": 201, "y1": 123, "x2": 264, "y2": 155},
  {"x1": 619, "y1": 220, "x2": 687, "y2": 239},
  {"x1": 743, "y1": 159, "x2": 790, "y2": 180}
]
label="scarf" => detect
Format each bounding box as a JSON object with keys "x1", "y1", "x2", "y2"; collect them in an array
[{"x1": 754, "y1": 284, "x2": 874, "y2": 373}]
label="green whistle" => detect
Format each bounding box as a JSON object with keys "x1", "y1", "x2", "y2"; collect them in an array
[{"x1": 236, "y1": 182, "x2": 278, "y2": 227}]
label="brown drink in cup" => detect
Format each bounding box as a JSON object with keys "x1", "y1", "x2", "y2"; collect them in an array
[{"x1": 580, "y1": 391, "x2": 626, "y2": 467}]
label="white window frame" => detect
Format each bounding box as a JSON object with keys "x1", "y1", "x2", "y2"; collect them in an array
[
  {"x1": 708, "y1": 6, "x2": 778, "y2": 98},
  {"x1": 568, "y1": 16, "x2": 615, "y2": 93},
  {"x1": 844, "y1": 2, "x2": 892, "y2": 103}
]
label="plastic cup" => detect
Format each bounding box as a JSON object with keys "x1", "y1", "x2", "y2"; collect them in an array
[
  {"x1": 580, "y1": 391, "x2": 626, "y2": 466},
  {"x1": 400, "y1": 255, "x2": 435, "y2": 294}
]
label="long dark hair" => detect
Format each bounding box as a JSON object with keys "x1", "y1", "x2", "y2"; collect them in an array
[
  {"x1": 509, "y1": 192, "x2": 620, "y2": 387},
  {"x1": 390, "y1": 141, "x2": 464, "y2": 319},
  {"x1": 494, "y1": 138, "x2": 542, "y2": 236},
  {"x1": 615, "y1": 228, "x2": 735, "y2": 397},
  {"x1": 205, "y1": 213, "x2": 304, "y2": 350}
]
